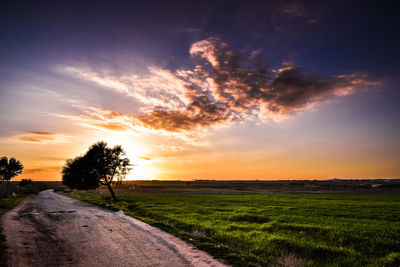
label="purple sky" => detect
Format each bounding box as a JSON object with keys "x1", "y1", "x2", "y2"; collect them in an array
[{"x1": 0, "y1": 1, "x2": 399, "y2": 180}]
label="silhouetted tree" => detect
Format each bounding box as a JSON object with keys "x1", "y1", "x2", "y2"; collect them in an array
[
  {"x1": 0, "y1": 156, "x2": 24, "y2": 187},
  {"x1": 62, "y1": 141, "x2": 131, "y2": 201},
  {"x1": 18, "y1": 179, "x2": 32, "y2": 187},
  {"x1": 61, "y1": 156, "x2": 99, "y2": 190}
]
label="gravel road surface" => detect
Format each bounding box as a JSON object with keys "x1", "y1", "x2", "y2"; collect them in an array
[{"x1": 1, "y1": 190, "x2": 228, "y2": 267}]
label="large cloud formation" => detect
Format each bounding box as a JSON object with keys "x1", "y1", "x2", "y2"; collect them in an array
[
  {"x1": 64, "y1": 38, "x2": 374, "y2": 134},
  {"x1": 134, "y1": 38, "x2": 371, "y2": 131}
]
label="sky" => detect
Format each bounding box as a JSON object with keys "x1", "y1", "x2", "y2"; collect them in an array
[{"x1": 0, "y1": 0, "x2": 399, "y2": 181}]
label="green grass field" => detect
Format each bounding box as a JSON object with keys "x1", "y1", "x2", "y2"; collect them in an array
[{"x1": 68, "y1": 192, "x2": 400, "y2": 266}]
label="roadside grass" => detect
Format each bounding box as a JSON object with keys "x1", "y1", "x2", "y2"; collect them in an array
[
  {"x1": 67, "y1": 192, "x2": 400, "y2": 266},
  {"x1": 0, "y1": 196, "x2": 27, "y2": 267}
]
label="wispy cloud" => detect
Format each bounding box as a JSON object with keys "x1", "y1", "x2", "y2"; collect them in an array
[
  {"x1": 4, "y1": 132, "x2": 70, "y2": 144},
  {"x1": 60, "y1": 38, "x2": 377, "y2": 139},
  {"x1": 282, "y1": 2, "x2": 307, "y2": 18},
  {"x1": 237, "y1": 1, "x2": 322, "y2": 36},
  {"x1": 51, "y1": 105, "x2": 204, "y2": 145},
  {"x1": 62, "y1": 66, "x2": 188, "y2": 112},
  {"x1": 52, "y1": 107, "x2": 133, "y2": 133},
  {"x1": 24, "y1": 166, "x2": 61, "y2": 174}
]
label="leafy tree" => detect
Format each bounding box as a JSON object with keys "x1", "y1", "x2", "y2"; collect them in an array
[
  {"x1": 62, "y1": 141, "x2": 131, "y2": 201},
  {"x1": 62, "y1": 156, "x2": 99, "y2": 190},
  {"x1": 0, "y1": 156, "x2": 24, "y2": 187}
]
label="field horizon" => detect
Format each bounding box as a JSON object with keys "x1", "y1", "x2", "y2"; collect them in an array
[{"x1": 119, "y1": 178, "x2": 400, "y2": 183}]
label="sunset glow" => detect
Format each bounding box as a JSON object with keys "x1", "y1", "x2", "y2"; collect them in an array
[{"x1": 1, "y1": 1, "x2": 399, "y2": 181}]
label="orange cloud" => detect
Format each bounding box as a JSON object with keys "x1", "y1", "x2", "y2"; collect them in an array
[
  {"x1": 62, "y1": 38, "x2": 377, "y2": 136},
  {"x1": 9, "y1": 132, "x2": 69, "y2": 144},
  {"x1": 91, "y1": 122, "x2": 128, "y2": 131}
]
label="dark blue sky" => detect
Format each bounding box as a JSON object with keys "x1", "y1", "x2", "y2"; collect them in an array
[{"x1": 1, "y1": 1, "x2": 399, "y2": 72}]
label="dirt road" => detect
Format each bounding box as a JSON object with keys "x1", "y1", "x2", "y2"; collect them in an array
[{"x1": 1, "y1": 190, "x2": 228, "y2": 267}]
